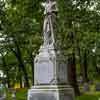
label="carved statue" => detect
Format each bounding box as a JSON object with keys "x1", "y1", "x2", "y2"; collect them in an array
[{"x1": 43, "y1": 0, "x2": 58, "y2": 46}]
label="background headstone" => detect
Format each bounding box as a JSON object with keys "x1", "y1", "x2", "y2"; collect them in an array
[
  {"x1": 83, "y1": 83, "x2": 90, "y2": 92},
  {"x1": 95, "y1": 82, "x2": 100, "y2": 91},
  {"x1": 0, "y1": 83, "x2": 6, "y2": 100}
]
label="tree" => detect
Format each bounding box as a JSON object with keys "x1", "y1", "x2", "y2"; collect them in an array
[
  {"x1": 0, "y1": 0, "x2": 43, "y2": 87},
  {"x1": 56, "y1": 0, "x2": 100, "y2": 95}
]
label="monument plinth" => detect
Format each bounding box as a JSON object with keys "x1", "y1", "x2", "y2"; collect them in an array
[{"x1": 28, "y1": 0, "x2": 74, "y2": 100}]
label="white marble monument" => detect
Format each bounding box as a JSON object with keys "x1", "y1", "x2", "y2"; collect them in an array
[{"x1": 28, "y1": 0, "x2": 74, "y2": 100}]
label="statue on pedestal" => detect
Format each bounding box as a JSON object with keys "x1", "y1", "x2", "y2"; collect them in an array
[
  {"x1": 43, "y1": 0, "x2": 58, "y2": 46},
  {"x1": 28, "y1": 0, "x2": 75, "y2": 100}
]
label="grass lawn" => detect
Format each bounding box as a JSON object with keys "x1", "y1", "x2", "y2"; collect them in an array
[
  {"x1": 6, "y1": 88, "x2": 100, "y2": 100},
  {"x1": 76, "y1": 92, "x2": 100, "y2": 100},
  {"x1": 16, "y1": 88, "x2": 28, "y2": 100},
  {"x1": 6, "y1": 88, "x2": 28, "y2": 100}
]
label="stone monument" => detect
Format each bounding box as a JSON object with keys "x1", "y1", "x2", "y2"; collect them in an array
[{"x1": 28, "y1": 0, "x2": 74, "y2": 100}]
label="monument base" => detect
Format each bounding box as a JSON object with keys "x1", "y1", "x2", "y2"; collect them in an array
[{"x1": 28, "y1": 85, "x2": 74, "y2": 100}]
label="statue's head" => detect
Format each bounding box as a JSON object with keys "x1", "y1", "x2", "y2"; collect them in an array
[{"x1": 42, "y1": 0, "x2": 58, "y2": 15}]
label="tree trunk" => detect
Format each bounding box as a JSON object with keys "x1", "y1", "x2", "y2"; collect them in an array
[
  {"x1": 19, "y1": 62, "x2": 29, "y2": 87},
  {"x1": 93, "y1": 56, "x2": 100, "y2": 74},
  {"x1": 2, "y1": 56, "x2": 11, "y2": 88},
  {"x1": 30, "y1": 52, "x2": 34, "y2": 86},
  {"x1": 77, "y1": 46, "x2": 83, "y2": 77},
  {"x1": 6, "y1": 70, "x2": 10, "y2": 88},
  {"x1": 68, "y1": 32, "x2": 80, "y2": 95},
  {"x1": 68, "y1": 53, "x2": 80, "y2": 96},
  {"x1": 19, "y1": 67, "x2": 23, "y2": 88},
  {"x1": 82, "y1": 49, "x2": 89, "y2": 83},
  {"x1": 19, "y1": 76, "x2": 23, "y2": 88},
  {"x1": 96, "y1": 65, "x2": 100, "y2": 74},
  {"x1": 11, "y1": 39, "x2": 30, "y2": 87}
]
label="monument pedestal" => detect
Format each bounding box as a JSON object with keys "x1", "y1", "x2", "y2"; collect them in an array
[
  {"x1": 28, "y1": 85, "x2": 74, "y2": 100},
  {"x1": 28, "y1": 46, "x2": 74, "y2": 100}
]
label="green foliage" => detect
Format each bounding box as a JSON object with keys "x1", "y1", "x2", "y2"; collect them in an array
[{"x1": 0, "y1": 0, "x2": 43, "y2": 87}]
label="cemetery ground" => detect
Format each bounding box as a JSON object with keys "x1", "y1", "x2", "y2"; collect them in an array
[
  {"x1": 6, "y1": 89, "x2": 100, "y2": 100},
  {"x1": 5, "y1": 84, "x2": 100, "y2": 100}
]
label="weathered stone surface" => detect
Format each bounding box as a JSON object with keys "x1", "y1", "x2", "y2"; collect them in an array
[
  {"x1": 29, "y1": 92, "x2": 56, "y2": 100},
  {"x1": 59, "y1": 93, "x2": 73, "y2": 100},
  {"x1": 34, "y1": 47, "x2": 56, "y2": 85},
  {"x1": 0, "y1": 94, "x2": 6, "y2": 100},
  {"x1": 35, "y1": 60, "x2": 54, "y2": 84},
  {"x1": 28, "y1": 85, "x2": 74, "y2": 100},
  {"x1": 0, "y1": 97, "x2": 6, "y2": 100},
  {"x1": 58, "y1": 62, "x2": 68, "y2": 83}
]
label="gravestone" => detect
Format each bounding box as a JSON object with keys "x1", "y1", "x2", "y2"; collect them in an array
[
  {"x1": 0, "y1": 84, "x2": 6, "y2": 100},
  {"x1": 12, "y1": 90, "x2": 16, "y2": 100},
  {"x1": 28, "y1": 0, "x2": 74, "y2": 100},
  {"x1": 96, "y1": 82, "x2": 100, "y2": 91},
  {"x1": 83, "y1": 83, "x2": 90, "y2": 92},
  {"x1": 0, "y1": 92, "x2": 6, "y2": 100},
  {"x1": 77, "y1": 79, "x2": 83, "y2": 85},
  {"x1": 0, "y1": 97, "x2": 6, "y2": 100}
]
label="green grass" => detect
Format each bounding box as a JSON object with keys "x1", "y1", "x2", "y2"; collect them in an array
[
  {"x1": 16, "y1": 88, "x2": 28, "y2": 100},
  {"x1": 76, "y1": 92, "x2": 100, "y2": 100},
  {"x1": 16, "y1": 91, "x2": 100, "y2": 100},
  {"x1": 6, "y1": 88, "x2": 28, "y2": 100}
]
